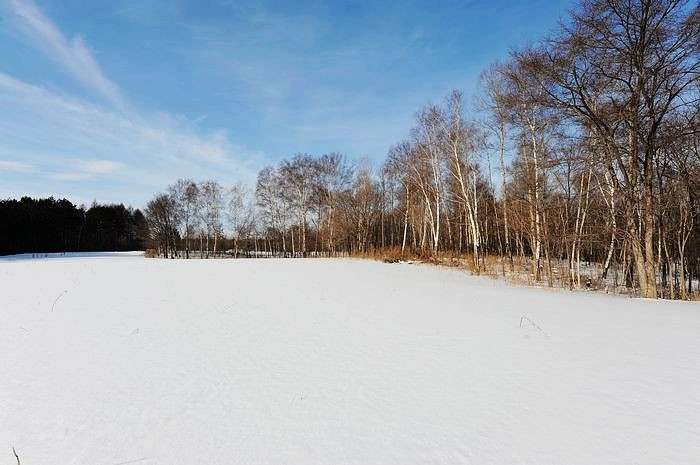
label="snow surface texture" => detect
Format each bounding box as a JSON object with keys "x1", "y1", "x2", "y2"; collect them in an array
[{"x1": 1, "y1": 254, "x2": 699, "y2": 465}]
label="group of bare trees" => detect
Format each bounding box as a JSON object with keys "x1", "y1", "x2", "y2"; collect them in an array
[
  {"x1": 145, "y1": 152, "x2": 380, "y2": 259},
  {"x1": 144, "y1": 0, "x2": 698, "y2": 299},
  {"x1": 145, "y1": 178, "x2": 255, "y2": 259},
  {"x1": 254, "y1": 153, "x2": 377, "y2": 256},
  {"x1": 378, "y1": 0, "x2": 698, "y2": 299}
]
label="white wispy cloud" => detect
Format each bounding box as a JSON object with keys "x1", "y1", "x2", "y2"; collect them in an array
[
  {"x1": 48, "y1": 159, "x2": 124, "y2": 181},
  {"x1": 181, "y1": 8, "x2": 437, "y2": 158},
  {"x1": 0, "y1": 72, "x2": 265, "y2": 205},
  {"x1": 76, "y1": 159, "x2": 124, "y2": 174},
  {"x1": 3, "y1": 0, "x2": 126, "y2": 110},
  {"x1": 48, "y1": 172, "x2": 92, "y2": 182},
  {"x1": 0, "y1": 160, "x2": 34, "y2": 172}
]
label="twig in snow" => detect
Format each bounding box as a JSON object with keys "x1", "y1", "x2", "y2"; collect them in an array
[
  {"x1": 51, "y1": 290, "x2": 67, "y2": 312},
  {"x1": 12, "y1": 447, "x2": 20, "y2": 465},
  {"x1": 519, "y1": 316, "x2": 541, "y2": 331},
  {"x1": 519, "y1": 316, "x2": 549, "y2": 338},
  {"x1": 219, "y1": 303, "x2": 236, "y2": 313},
  {"x1": 113, "y1": 457, "x2": 149, "y2": 465}
]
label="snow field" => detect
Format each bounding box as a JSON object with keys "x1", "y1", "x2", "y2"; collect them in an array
[{"x1": 1, "y1": 255, "x2": 699, "y2": 464}]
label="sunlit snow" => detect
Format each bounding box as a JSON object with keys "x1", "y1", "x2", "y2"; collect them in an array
[{"x1": 2, "y1": 254, "x2": 699, "y2": 464}]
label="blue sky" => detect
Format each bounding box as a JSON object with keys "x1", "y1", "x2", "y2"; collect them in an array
[{"x1": 0, "y1": 0, "x2": 575, "y2": 208}]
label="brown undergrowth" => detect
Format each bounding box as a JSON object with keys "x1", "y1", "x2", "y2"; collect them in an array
[{"x1": 356, "y1": 248, "x2": 698, "y2": 300}]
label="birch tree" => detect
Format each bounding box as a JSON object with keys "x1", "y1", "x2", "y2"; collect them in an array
[
  {"x1": 228, "y1": 182, "x2": 254, "y2": 257},
  {"x1": 199, "y1": 180, "x2": 224, "y2": 258}
]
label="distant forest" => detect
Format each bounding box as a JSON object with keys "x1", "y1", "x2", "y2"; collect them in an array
[{"x1": 0, "y1": 197, "x2": 149, "y2": 255}]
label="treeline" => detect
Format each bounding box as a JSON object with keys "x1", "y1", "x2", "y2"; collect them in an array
[
  {"x1": 0, "y1": 197, "x2": 149, "y2": 255},
  {"x1": 145, "y1": 0, "x2": 699, "y2": 299}
]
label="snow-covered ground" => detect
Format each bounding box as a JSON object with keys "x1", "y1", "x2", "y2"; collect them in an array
[
  {"x1": 0, "y1": 251, "x2": 144, "y2": 261},
  {"x1": 1, "y1": 255, "x2": 699, "y2": 464}
]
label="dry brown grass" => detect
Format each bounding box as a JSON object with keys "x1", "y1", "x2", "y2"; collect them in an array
[
  {"x1": 377, "y1": 247, "x2": 409, "y2": 263},
  {"x1": 360, "y1": 249, "x2": 699, "y2": 300}
]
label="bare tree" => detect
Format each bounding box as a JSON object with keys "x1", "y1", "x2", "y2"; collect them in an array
[
  {"x1": 314, "y1": 153, "x2": 353, "y2": 255},
  {"x1": 479, "y1": 63, "x2": 513, "y2": 264},
  {"x1": 228, "y1": 181, "x2": 254, "y2": 257},
  {"x1": 145, "y1": 193, "x2": 179, "y2": 258},
  {"x1": 442, "y1": 90, "x2": 484, "y2": 267},
  {"x1": 279, "y1": 154, "x2": 316, "y2": 256},
  {"x1": 199, "y1": 180, "x2": 224, "y2": 258},
  {"x1": 169, "y1": 179, "x2": 199, "y2": 259}
]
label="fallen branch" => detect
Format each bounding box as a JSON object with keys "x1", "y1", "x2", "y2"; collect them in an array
[
  {"x1": 519, "y1": 316, "x2": 542, "y2": 331},
  {"x1": 13, "y1": 447, "x2": 20, "y2": 465},
  {"x1": 51, "y1": 290, "x2": 68, "y2": 312},
  {"x1": 519, "y1": 316, "x2": 549, "y2": 338}
]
